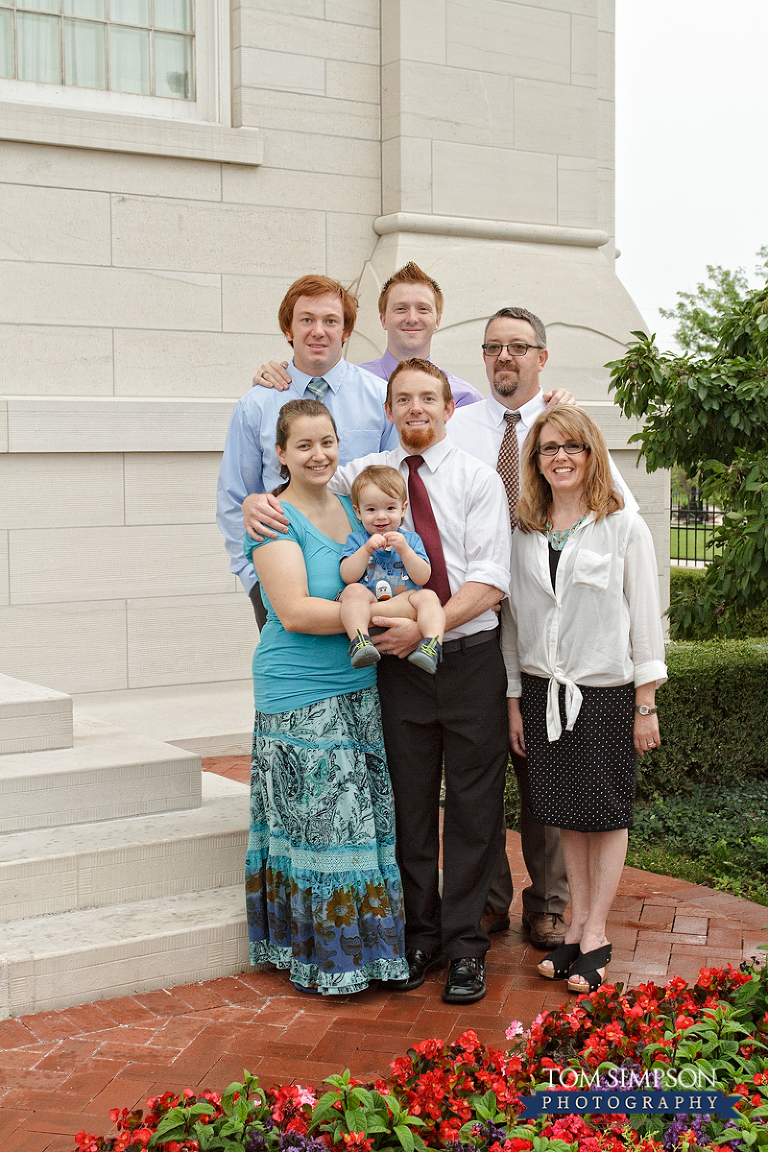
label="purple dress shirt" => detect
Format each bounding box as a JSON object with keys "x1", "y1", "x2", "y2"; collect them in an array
[{"x1": 358, "y1": 348, "x2": 482, "y2": 408}]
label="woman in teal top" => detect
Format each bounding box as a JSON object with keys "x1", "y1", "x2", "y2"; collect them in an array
[{"x1": 243, "y1": 398, "x2": 408, "y2": 995}]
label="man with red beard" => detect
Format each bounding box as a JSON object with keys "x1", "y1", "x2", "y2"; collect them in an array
[
  {"x1": 240, "y1": 358, "x2": 510, "y2": 1003},
  {"x1": 326, "y1": 358, "x2": 511, "y2": 1004}
]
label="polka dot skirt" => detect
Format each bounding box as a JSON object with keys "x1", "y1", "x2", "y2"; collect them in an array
[{"x1": 521, "y1": 672, "x2": 637, "y2": 832}]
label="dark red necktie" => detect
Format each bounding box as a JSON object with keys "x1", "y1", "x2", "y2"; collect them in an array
[{"x1": 405, "y1": 455, "x2": 452, "y2": 605}]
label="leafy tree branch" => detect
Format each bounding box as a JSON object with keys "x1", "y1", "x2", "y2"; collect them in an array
[{"x1": 607, "y1": 282, "x2": 768, "y2": 637}]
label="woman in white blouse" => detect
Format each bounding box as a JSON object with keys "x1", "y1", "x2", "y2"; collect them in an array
[{"x1": 501, "y1": 406, "x2": 666, "y2": 994}]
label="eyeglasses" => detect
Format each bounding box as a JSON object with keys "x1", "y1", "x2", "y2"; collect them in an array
[
  {"x1": 536, "y1": 442, "x2": 588, "y2": 456},
  {"x1": 482, "y1": 342, "x2": 543, "y2": 358}
]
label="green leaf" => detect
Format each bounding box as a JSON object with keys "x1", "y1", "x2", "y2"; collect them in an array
[{"x1": 394, "y1": 1123, "x2": 416, "y2": 1152}]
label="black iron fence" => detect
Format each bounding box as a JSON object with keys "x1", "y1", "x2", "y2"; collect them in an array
[{"x1": 670, "y1": 491, "x2": 721, "y2": 566}]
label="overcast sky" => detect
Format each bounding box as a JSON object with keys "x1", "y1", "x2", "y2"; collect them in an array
[{"x1": 614, "y1": 0, "x2": 768, "y2": 351}]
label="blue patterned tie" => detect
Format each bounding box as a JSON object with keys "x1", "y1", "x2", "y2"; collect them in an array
[{"x1": 307, "y1": 376, "x2": 329, "y2": 400}]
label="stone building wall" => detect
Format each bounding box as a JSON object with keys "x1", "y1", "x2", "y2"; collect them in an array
[{"x1": 0, "y1": 0, "x2": 668, "y2": 716}]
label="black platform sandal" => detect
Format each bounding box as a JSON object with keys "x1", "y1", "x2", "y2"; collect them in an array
[
  {"x1": 566, "y1": 944, "x2": 612, "y2": 993},
  {"x1": 537, "y1": 941, "x2": 580, "y2": 981}
]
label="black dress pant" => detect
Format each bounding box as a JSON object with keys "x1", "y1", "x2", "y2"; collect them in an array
[{"x1": 376, "y1": 633, "x2": 508, "y2": 959}]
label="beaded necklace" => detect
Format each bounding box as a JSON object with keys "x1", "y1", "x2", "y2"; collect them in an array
[{"x1": 546, "y1": 512, "x2": 585, "y2": 551}]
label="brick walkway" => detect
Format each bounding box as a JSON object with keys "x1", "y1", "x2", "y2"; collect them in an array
[{"x1": 0, "y1": 755, "x2": 765, "y2": 1152}]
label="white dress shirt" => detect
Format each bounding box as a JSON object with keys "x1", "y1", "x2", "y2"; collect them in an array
[
  {"x1": 330, "y1": 437, "x2": 511, "y2": 642},
  {"x1": 447, "y1": 391, "x2": 639, "y2": 513},
  {"x1": 500, "y1": 509, "x2": 667, "y2": 741}
]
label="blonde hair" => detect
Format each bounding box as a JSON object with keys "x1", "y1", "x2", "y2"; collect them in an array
[
  {"x1": 351, "y1": 465, "x2": 407, "y2": 509},
  {"x1": 516, "y1": 405, "x2": 624, "y2": 533}
]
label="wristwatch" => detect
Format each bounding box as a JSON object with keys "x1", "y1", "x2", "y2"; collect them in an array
[{"x1": 634, "y1": 704, "x2": 658, "y2": 716}]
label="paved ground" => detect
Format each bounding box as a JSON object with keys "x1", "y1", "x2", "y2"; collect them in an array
[{"x1": 0, "y1": 755, "x2": 765, "y2": 1152}]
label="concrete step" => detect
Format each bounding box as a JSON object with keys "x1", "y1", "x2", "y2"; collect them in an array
[
  {"x1": 0, "y1": 884, "x2": 250, "y2": 1018},
  {"x1": 72, "y1": 679, "x2": 254, "y2": 757},
  {"x1": 0, "y1": 772, "x2": 250, "y2": 922},
  {"x1": 0, "y1": 714, "x2": 202, "y2": 833},
  {"x1": 0, "y1": 674, "x2": 73, "y2": 754}
]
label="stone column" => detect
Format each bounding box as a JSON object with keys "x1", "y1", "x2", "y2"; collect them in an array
[{"x1": 346, "y1": 0, "x2": 668, "y2": 598}]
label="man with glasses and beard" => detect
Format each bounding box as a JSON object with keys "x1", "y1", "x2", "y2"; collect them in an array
[{"x1": 448, "y1": 307, "x2": 637, "y2": 954}]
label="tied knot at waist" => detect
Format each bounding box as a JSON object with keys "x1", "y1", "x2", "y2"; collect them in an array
[{"x1": 546, "y1": 675, "x2": 583, "y2": 742}]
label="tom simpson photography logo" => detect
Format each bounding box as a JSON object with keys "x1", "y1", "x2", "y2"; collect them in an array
[{"x1": 517, "y1": 1067, "x2": 741, "y2": 1119}]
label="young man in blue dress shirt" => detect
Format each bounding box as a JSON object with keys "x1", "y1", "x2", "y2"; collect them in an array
[{"x1": 217, "y1": 274, "x2": 397, "y2": 626}]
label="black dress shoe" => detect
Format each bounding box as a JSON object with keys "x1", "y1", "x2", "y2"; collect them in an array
[
  {"x1": 390, "y1": 947, "x2": 447, "y2": 992},
  {"x1": 442, "y1": 956, "x2": 486, "y2": 1004}
]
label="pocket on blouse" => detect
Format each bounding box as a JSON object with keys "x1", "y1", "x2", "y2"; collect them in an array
[{"x1": 572, "y1": 548, "x2": 613, "y2": 591}]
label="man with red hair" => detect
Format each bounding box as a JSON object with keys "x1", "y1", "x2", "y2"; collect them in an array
[
  {"x1": 217, "y1": 274, "x2": 397, "y2": 626},
  {"x1": 254, "y1": 261, "x2": 482, "y2": 407}
]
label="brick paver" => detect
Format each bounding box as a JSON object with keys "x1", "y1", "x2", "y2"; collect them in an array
[{"x1": 1, "y1": 754, "x2": 764, "y2": 1151}]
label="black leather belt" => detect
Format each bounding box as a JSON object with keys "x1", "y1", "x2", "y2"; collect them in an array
[{"x1": 442, "y1": 628, "x2": 498, "y2": 654}]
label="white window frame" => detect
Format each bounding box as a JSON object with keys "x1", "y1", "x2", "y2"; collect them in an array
[{"x1": 0, "y1": 0, "x2": 262, "y2": 164}]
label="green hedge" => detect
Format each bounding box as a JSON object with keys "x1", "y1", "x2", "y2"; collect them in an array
[
  {"x1": 504, "y1": 637, "x2": 768, "y2": 825},
  {"x1": 670, "y1": 566, "x2": 768, "y2": 639},
  {"x1": 637, "y1": 639, "x2": 768, "y2": 797}
]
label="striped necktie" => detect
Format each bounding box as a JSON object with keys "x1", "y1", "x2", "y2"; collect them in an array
[
  {"x1": 497, "y1": 410, "x2": 522, "y2": 530},
  {"x1": 307, "y1": 377, "x2": 329, "y2": 400}
]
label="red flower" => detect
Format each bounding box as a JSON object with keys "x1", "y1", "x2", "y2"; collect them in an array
[
  {"x1": 341, "y1": 1132, "x2": 373, "y2": 1151},
  {"x1": 74, "y1": 1135, "x2": 100, "y2": 1152}
]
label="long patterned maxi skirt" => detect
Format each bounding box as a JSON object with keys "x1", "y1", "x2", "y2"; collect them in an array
[{"x1": 245, "y1": 685, "x2": 408, "y2": 994}]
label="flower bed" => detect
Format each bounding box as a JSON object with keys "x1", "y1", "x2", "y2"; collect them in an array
[{"x1": 74, "y1": 960, "x2": 768, "y2": 1152}]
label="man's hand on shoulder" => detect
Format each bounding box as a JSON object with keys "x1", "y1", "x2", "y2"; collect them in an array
[
  {"x1": 542, "y1": 388, "x2": 576, "y2": 408},
  {"x1": 243, "y1": 492, "x2": 290, "y2": 541},
  {"x1": 371, "y1": 616, "x2": 421, "y2": 657},
  {"x1": 252, "y1": 360, "x2": 291, "y2": 391}
]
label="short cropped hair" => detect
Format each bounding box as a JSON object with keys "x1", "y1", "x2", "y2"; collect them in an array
[
  {"x1": 278, "y1": 275, "x2": 358, "y2": 344},
  {"x1": 484, "y1": 306, "x2": 547, "y2": 348},
  {"x1": 350, "y1": 465, "x2": 408, "y2": 510},
  {"x1": 386, "y1": 357, "x2": 453, "y2": 407},
  {"x1": 516, "y1": 405, "x2": 623, "y2": 533},
  {"x1": 378, "y1": 262, "x2": 444, "y2": 317}
]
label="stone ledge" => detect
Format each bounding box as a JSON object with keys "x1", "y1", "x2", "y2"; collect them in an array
[
  {"x1": 0, "y1": 395, "x2": 238, "y2": 453},
  {"x1": 0, "y1": 714, "x2": 202, "y2": 833},
  {"x1": 0, "y1": 101, "x2": 263, "y2": 165},
  {"x1": 0, "y1": 674, "x2": 73, "y2": 754},
  {"x1": 72, "y1": 678, "x2": 254, "y2": 757},
  {"x1": 0, "y1": 884, "x2": 248, "y2": 1017},
  {"x1": 0, "y1": 772, "x2": 248, "y2": 922},
  {"x1": 374, "y1": 212, "x2": 610, "y2": 249}
]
